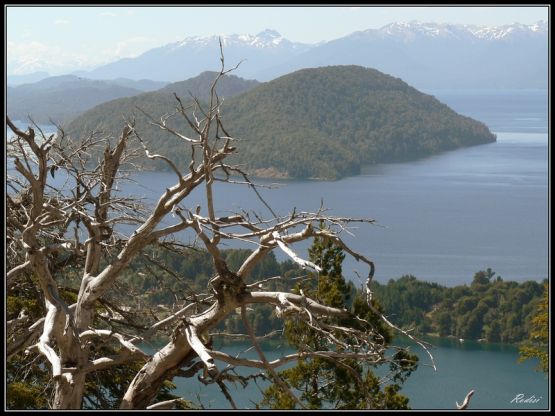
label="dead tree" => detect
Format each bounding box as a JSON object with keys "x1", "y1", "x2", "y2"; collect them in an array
[{"x1": 6, "y1": 53, "x2": 432, "y2": 410}]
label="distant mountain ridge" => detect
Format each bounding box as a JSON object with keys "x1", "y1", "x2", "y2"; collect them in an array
[
  {"x1": 44, "y1": 21, "x2": 548, "y2": 90},
  {"x1": 84, "y1": 29, "x2": 312, "y2": 82},
  {"x1": 7, "y1": 71, "x2": 51, "y2": 86},
  {"x1": 168, "y1": 29, "x2": 305, "y2": 49},
  {"x1": 373, "y1": 20, "x2": 547, "y2": 41},
  {"x1": 7, "y1": 75, "x2": 167, "y2": 124},
  {"x1": 258, "y1": 21, "x2": 547, "y2": 89},
  {"x1": 68, "y1": 66, "x2": 496, "y2": 180}
]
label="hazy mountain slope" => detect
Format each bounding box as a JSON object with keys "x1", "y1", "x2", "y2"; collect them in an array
[
  {"x1": 68, "y1": 66, "x2": 495, "y2": 179},
  {"x1": 66, "y1": 71, "x2": 260, "y2": 167},
  {"x1": 108, "y1": 78, "x2": 169, "y2": 92},
  {"x1": 7, "y1": 75, "x2": 146, "y2": 124},
  {"x1": 7, "y1": 71, "x2": 51, "y2": 86}
]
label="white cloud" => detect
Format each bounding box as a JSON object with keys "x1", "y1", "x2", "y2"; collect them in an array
[
  {"x1": 114, "y1": 36, "x2": 154, "y2": 58},
  {"x1": 21, "y1": 29, "x2": 33, "y2": 39},
  {"x1": 7, "y1": 40, "x2": 99, "y2": 75},
  {"x1": 93, "y1": 36, "x2": 157, "y2": 65},
  {"x1": 7, "y1": 34, "x2": 159, "y2": 76},
  {"x1": 54, "y1": 19, "x2": 69, "y2": 25},
  {"x1": 99, "y1": 11, "x2": 117, "y2": 17}
]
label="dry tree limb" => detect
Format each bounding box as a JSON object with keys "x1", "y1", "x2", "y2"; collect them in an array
[
  {"x1": 241, "y1": 305, "x2": 305, "y2": 409},
  {"x1": 146, "y1": 398, "x2": 190, "y2": 410},
  {"x1": 456, "y1": 390, "x2": 475, "y2": 410}
]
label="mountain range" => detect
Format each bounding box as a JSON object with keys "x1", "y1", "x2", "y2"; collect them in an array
[
  {"x1": 258, "y1": 21, "x2": 548, "y2": 89},
  {"x1": 57, "y1": 21, "x2": 548, "y2": 90},
  {"x1": 7, "y1": 20, "x2": 547, "y2": 125},
  {"x1": 7, "y1": 71, "x2": 52, "y2": 86},
  {"x1": 81, "y1": 29, "x2": 311, "y2": 84}
]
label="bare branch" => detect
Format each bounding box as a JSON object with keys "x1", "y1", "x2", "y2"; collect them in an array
[
  {"x1": 241, "y1": 305, "x2": 305, "y2": 409},
  {"x1": 146, "y1": 398, "x2": 190, "y2": 410},
  {"x1": 132, "y1": 127, "x2": 184, "y2": 179},
  {"x1": 83, "y1": 351, "x2": 147, "y2": 375},
  {"x1": 272, "y1": 231, "x2": 322, "y2": 272},
  {"x1": 456, "y1": 390, "x2": 475, "y2": 410},
  {"x1": 79, "y1": 329, "x2": 149, "y2": 359},
  {"x1": 7, "y1": 260, "x2": 31, "y2": 285},
  {"x1": 184, "y1": 324, "x2": 218, "y2": 377},
  {"x1": 141, "y1": 303, "x2": 199, "y2": 341}
]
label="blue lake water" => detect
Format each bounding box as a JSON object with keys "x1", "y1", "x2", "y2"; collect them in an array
[
  {"x1": 8, "y1": 90, "x2": 548, "y2": 285},
  {"x1": 120, "y1": 129, "x2": 547, "y2": 287},
  {"x1": 64, "y1": 89, "x2": 545, "y2": 287},
  {"x1": 141, "y1": 337, "x2": 549, "y2": 410},
  {"x1": 8, "y1": 89, "x2": 549, "y2": 409},
  {"x1": 137, "y1": 89, "x2": 550, "y2": 410}
]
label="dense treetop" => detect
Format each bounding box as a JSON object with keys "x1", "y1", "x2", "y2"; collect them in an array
[
  {"x1": 67, "y1": 66, "x2": 496, "y2": 180},
  {"x1": 371, "y1": 270, "x2": 546, "y2": 343}
]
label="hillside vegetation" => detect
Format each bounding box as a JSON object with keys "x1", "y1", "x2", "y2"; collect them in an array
[
  {"x1": 66, "y1": 71, "x2": 260, "y2": 169},
  {"x1": 68, "y1": 66, "x2": 496, "y2": 179},
  {"x1": 46, "y1": 245, "x2": 542, "y2": 344},
  {"x1": 372, "y1": 270, "x2": 545, "y2": 343}
]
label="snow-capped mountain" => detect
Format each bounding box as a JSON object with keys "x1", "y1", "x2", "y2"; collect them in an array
[
  {"x1": 169, "y1": 29, "x2": 299, "y2": 50},
  {"x1": 85, "y1": 29, "x2": 312, "y2": 82},
  {"x1": 470, "y1": 20, "x2": 547, "y2": 40},
  {"x1": 370, "y1": 20, "x2": 547, "y2": 42},
  {"x1": 256, "y1": 21, "x2": 548, "y2": 89},
  {"x1": 77, "y1": 21, "x2": 546, "y2": 89},
  {"x1": 375, "y1": 21, "x2": 480, "y2": 42}
]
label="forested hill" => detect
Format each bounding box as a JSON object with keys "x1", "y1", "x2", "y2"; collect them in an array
[
  {"x1": 68, "y1": 66, "x2": 496, "y2": 179},
  {"x1": 65, "y1": 71, "x2": 259, "y2": 154},
  {"x1": 223, "y1": 66, "x2": 495, "y2": 179}
]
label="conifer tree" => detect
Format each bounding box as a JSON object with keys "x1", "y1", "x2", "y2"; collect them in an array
[{"x1": 261, "y1": 231, "x2": 418, "y2": 409}]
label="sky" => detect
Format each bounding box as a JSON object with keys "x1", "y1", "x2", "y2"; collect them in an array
[{"x1": 5, "y1": 5, "x2": 550, "y2": 76}]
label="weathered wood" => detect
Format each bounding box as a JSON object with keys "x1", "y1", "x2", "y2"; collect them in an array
[{"x1": 456, "y1": 390, "x2": 475, "y2": 410}]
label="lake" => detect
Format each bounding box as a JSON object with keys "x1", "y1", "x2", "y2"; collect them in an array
[
  {"x1": 140, "y1": 336, "x2": 549, "y2": 410},
  {"x1": 130, "y1": 89, "x2": 550, "y2": 410},
  {"x1": 8, "y1": 90, "x2": 548, "y2": 285},
  {"x1": 8, "y1": 88, "x2": 549, "y2": 409},
  {"x1": 83, "y1": 88, "x2": 546, "y2": 286}
]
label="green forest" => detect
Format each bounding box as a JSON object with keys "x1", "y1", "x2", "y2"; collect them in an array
[
  {"x1": 124, "y1": 249, "x2": 544, "y2": 345},
  {"x1": 67, "y1": 66, "x2": 496, "y2": 180},
  {"x1": 7, "y1": 239, "x2": 547, "y2": 410},
  {"x1": 36, "y1": 245, "x2": 543, "y2": 346},
  {"x1": 371, "y1": 270, "x2": 546, "y2": 343}
]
